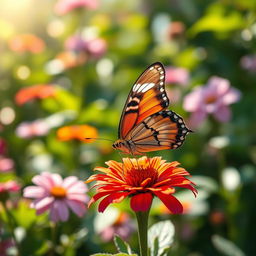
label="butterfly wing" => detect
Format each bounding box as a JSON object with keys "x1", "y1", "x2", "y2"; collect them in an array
[
  {"x1": 126, "y1": 110, "x2": 191, "y2": 155},
  {"x1": 118, "y1": 62, "x2": 169, "y2": 139}
]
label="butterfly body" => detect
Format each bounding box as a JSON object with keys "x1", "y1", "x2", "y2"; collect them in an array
[{"x1": 113, "y1": 62, "x2": 191, "y2": 155}]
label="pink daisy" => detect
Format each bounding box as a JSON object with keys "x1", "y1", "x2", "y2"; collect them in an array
[
  {"x1": 23, "y1": 172, "x2": 88, "y2": 222},
  {"x1": 183, "y1": 76, "x2": 241, "y2": 128}
]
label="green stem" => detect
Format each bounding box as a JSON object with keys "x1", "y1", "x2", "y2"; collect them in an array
[
  {"x1": 1, "y1": 202, "x2": 20, "y2": 256},
  {"x1": 50, "y1": 222, "x2": 58, "y2": 256},
  {"x1": 135, "y1": 210, "x2": 150, "y2": 256}
]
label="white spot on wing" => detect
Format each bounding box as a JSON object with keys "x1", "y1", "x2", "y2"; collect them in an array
[
  {"x1": 160, "y1": 82, "x2": 164, "y2": 86},
  {"x1": 149, "y1": 66, "x2": 154, "y2": 70},
  {"x1": 160, "y1": 75, "x2": 164, "y2": 80},
  {"x1": 139, "y1": 83, "x2": 155, "y2": 93},
  {"x1": 133, "y1": 83, "x2": 141, "y2": 92}
]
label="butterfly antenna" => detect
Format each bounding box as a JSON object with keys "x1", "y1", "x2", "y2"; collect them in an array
[{"x1": 84, "y1": 137, "x2": 115, "y2": 143}]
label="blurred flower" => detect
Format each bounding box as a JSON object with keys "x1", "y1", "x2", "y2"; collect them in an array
[
  {"x1": 15, "y1": 84, "x2": 56, "y2": 105},
  {"x1": 83, "y1": 38, "x2": 107, "y2": 58},
  {"x1": 0, "y1": 138, "x2": 7, "y2": 155},
  {"x1": 23, "y1": 172, "x2": 88, "y2": 222},
  {"x1": 0, "y1": 238, "x2": 14, "y2": 256},
  {"x1": 86, "y1": 156, "x2": 197, "y2": 213},
  {"x1": 167, "y1": 21, "x2": 185, "y2": 40},
  {"x1": 55, "y1": 0, "x2": 99, "y2": 15},
  {"x1": 208, "y1": 136, "x2": 230, "y2": 150},
  {"x1": 54, "y1": 51, "x2": 87, "y2": 70},
  {"x1": 100, "y1": 213, "x2": 134, "y2": 241},
  {"x1": 0, "y1": 157, "x2": 14, "y2": 172},
  {"x1": 65, "y1": 36, "x2": 107, "y2": 58},
  {"x1": 221, "y1": 167, "x2": 241, "y2": 191},
  {"x1": 240, "y1": 54, "x2": 256, "y2": 72},
  {"x1": 165, "y1": 66, "x2": 190, "y2": 86},
  {"x1": 209, "y1": 210, "x2": 225, "y2": 226},
  {"x1": 57, "y1": 125, "x2": 98, "y2": 142},
  {"x1": 0, "y1": 181, "x2": 20, "y2": 193},
  {"x1": 8, "y1": 34, "x2": 45, "y2": 53},
  {"x1": 16, "y1": 120, "x2": 50, "y2": 138},
  {"x1": 183, "y1": 76, "x2": 241, "y2": 127}
]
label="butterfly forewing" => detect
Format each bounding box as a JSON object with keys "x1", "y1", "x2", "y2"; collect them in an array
[{"x1": 118, "y1": 62, "x2": 169, "y2": 139}]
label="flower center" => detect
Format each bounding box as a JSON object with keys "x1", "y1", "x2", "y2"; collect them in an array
[
  {"x1": 125, "y1": 166, "x2": 158, "y2": 187},
  {"x1": 205, "y1": 95, "x2": 217, "y2": 104},
  {"x1": 50, "y1": 186, "x2": 67, "y2": 199}
]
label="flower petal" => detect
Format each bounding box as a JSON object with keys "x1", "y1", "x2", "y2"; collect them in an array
[
  {"x1": 98, "y1": 192, "x2": 129, "y2": 213},
  {"x1": 66, "y1": 200, "x2": 86, "y2": 217},
  {"x1": 55, "y1": 200, "x2": 69, "y2": 221},
  {"x1": 66, "y1": 193, "x2": 88, "y2": 202},
  {"x1": 34, "y1": 196, "x2": 54, "y2": 214},
  {"x1": 62, "y1": 176, "x2": 78, "y2": 189},
  {"x1": 153, "y1": 191, "x2": 183, "y2": 214},
  {"x1": 32, "y1": 173, "x2": 54, "y2": 190},
  {"x1": 23, "y1": 186, "x2": 47, "y2": 198},
  {"x1": 49, "y1": 203, "x2": 59, "y2": 222},
  {"x1": 213, "y1": 105, "x2": 231, "y2": 122},
  {"x1": 130, "y1": 193, "x2": 153, "y2": 212}
]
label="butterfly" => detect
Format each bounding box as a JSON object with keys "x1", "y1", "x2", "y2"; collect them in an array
[{"x1": 112, "y1": 62, "x2": 192, "y2": 155}]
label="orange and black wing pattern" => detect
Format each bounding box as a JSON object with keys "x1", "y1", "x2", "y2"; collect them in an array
[
  {"x1": 118, "y1": 62, "x2": 169, "y2": 139},
  {"x1": 125, "y1": 110, "x2": 191, "y2": 155}
]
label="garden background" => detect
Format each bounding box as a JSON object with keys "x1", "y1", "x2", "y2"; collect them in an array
[{"x1": 0, "y1": 0, "x2": 256, "y2": 255}]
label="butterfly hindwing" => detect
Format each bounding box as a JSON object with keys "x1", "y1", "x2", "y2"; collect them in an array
[
  {"x1": 118, "y1": 62, "x2": 169, "y2": 139},
  {"x1": 125, "y1": 110, "x2": 190, "y2": 154}
]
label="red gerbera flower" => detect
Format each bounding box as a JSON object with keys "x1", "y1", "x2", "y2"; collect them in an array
[{"x1": 86, "y1": 156, "x2": 197, "y2": 213}]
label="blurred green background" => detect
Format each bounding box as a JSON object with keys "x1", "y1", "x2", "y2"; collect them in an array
[{"x1": 0, "y1": 0, "x2": 256, "y2": 255}]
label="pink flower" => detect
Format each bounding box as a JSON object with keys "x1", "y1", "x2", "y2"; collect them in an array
[
  {"x1": 0, "y1": 157, "x2": 14, "y2": 172},
  {"x1": 65, "y1": 36, "x2": 107, "y2": 58},
  {"x1": 100, "y1": 213, "x2": 135, "y2": 242},
  {"x1": 84, "y1": 38, "x2": 107, "y2": 58},
  {"x1": 0, "y1": 181, "x2": 21, "y2": 193},
  {"x1": 55, "y1": 0, "x2": 99, "y2": 15},
  {"x1": 240, "y1": 54, "x2": 256, "y2": 72},
  {"x1": 0, "y1": 238, "x2": 14, "y2": 256},
  {"x1": 16, "y1": 120, "x2": 50, "y2": 138},
  {"x1": 23, "y1": 172, "x2": 88, "y2": 222},
  {"x1": 183, "y1": 76, "x2": 241, "y2": 128},
  {"x1": 165, "y1": 66, "x2": 190, "y2": 86}
]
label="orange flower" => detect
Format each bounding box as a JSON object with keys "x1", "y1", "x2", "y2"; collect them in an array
[
  {"x1": 15, "y1": 84, "x2": 56, "y2": 105},
  {"x1": 9, "y1": 34, "x2": 45, "y2": 53},
  {"x1": 57, "y1": 125, "x2": 98, "y2": 142},
  {"x1": 55, "y1": 51, "x2": 87, "y2": 69},
  {"x1": 86, "y1": 156, "x2": 197, "y2": 213}
]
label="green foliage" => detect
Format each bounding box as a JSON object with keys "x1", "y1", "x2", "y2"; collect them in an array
[
  {"x1": 114, "y1": 236, "x2": 133, "y2": 254},
  {"x1": 212, "y1": 235, "x2": 246, "y2": 256},
  {"x1": 148, "y1": 221, "x2": 175, "y2": 256},
  {"x1": 0, "y1": 0, "x2": 255, "y2": 255}
]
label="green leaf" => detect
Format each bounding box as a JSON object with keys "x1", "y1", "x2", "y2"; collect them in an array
[
  {"x1": 41, "y1": 88, "x2": 81, "y2": 113},
  {"x1": 114, "y1": 235, "x2": 133, "y2": 254},
  {"x1": 151, "y1": 237, "x2": 159, "y2": 256},
  {"x1": 212, "y1": 235, "x2": 246, "y2": 256},
  {"x1": 189, "y1": 4, "x2": 245, "y2": 36},
  {"x1": 11, "y1": 201, "x2": 46, "y2": 229},
  {"x1": 148, "y1": 220, "x2": 175, "y2": 256}
]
